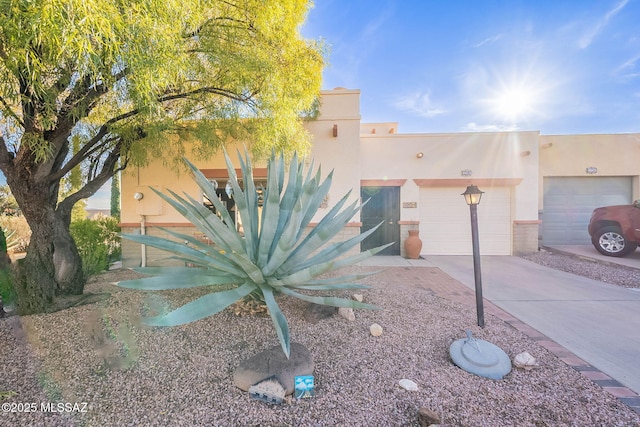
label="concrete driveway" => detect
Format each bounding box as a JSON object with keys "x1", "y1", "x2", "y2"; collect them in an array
[{"x1": 424, "y1": 254, "x2": 640, "y2": 395}]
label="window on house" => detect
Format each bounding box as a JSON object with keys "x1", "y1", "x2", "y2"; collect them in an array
[{"x1": 203, "y1": 179, "x2": 267, "y2": 235}]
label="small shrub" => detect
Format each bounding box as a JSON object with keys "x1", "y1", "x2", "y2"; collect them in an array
[
  {"x1": 0, "y1": 269, "x2": 14, "y2": 306},
  {"x1": 70, "y1": 216, "x2": 121, "y2": 278}
]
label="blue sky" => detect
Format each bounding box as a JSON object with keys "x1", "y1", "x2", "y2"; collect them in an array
[{"x1": 302, "y1": 0, "x2": 640, "y2": 134}]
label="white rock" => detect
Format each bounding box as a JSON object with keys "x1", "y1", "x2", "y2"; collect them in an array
[
  {"x1": 338, "y1": 307, "x2": 355, "y2": 321},
  {"x1": 353, "y1": 294, "x2": 364, "y2": 302},
  {"x1": 370, "y1": 323, "x2": 383, "y2": 336},
  {"x1": 398, "y1": 379, "x2": 419, "y2": 391},
  {"x1": 513, "y1": 351, "x2": 538, "y2": 370}
]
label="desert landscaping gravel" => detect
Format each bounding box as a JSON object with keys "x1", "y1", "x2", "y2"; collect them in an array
[
  {"x1": 2, "y1": 263, "x2": 640, "y2": 426},
  {"x1": 520, "y1": 248, "x2": 640, "y2": 289}
]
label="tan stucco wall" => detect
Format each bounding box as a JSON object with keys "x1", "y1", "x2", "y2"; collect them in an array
[
  {"x1": 359, "y1": 131, "x2": 541, "y2": 223},
  {"x1": 121, "y1": 143, "x2": 259, "y2": 225},
  {"x1": 305, "y1": 88, "x2": 362, "y2": 223},
  {"x1": 538, "y1": 133, "x2": 640, "y2": 206},
  {"x1": 119, "y1": 88, "x2": 640, "y2": 264}
]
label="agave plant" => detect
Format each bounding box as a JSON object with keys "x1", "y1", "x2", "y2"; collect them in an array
[{"x1": 118, "y1": 150, "x2": 390, "y2": 357}]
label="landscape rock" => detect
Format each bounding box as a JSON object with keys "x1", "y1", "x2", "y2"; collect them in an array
[
  {"x1": 233, "y1": 343, "x2": 314, "y2": 395},
  {"x1": 513, "y1": 351, "x2": 538, "y2": 370},
  {"x1": 353, "y1": 293, "x2": 364, "y2": 302},
  {"x1": 303, "y1": 303, "x2": 337, "y2": 324},
  {"x1": 248, "y1": 376, "x2": 286, "y2": 405},
  {"x1": 417, "y1": 407, "x2": 441, "y2": 426},
  {"x1": 338, "y1": 307, "x2": 355, "y2": 321},
  {"x1": 370, "y1": 323, "x2": 383, "y2": 336},
  {"x1": 398, "y1": 378, "x2": 418, "y2": 391}
]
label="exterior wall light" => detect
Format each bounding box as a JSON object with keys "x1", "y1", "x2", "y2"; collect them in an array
[
  {"x1": 416, "y1": 152, "x2": 424, "y2": 158},
  {"x1": 133, "y1": 192, "x2": 144, "y2": 201},
  {"x1": 461, "y1": 184, "x2": 485, "y2": 327},
  {"x1": 586, "y1": 167, "x2": 598, "y2": 174}
]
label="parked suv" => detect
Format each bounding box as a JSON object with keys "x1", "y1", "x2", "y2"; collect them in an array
[{"x1": 588, "y1": 200, "x2": 640, "y2": 257}]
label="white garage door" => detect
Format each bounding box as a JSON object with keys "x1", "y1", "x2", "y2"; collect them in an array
[
  {"x1": 419, "y1": 187, "x2": 512, "y2": 255},
  {"x1": 542, "y1": 177, "x2": 632, "y2": 245}
]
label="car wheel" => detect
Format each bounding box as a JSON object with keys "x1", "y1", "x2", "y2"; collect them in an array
[{"x1": 592, "y1": 226, "x2": 637, "y2": 257}]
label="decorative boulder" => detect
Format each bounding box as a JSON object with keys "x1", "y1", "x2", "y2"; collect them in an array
[{"x1": 233, "y1": 343, "x2": 314, "y2": 395}]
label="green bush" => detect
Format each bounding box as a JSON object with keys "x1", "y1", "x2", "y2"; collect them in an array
[
  {"x1": 70, "y1": 216, "x2": 121, "y2": 278},
  {"x1": 0, "y1": 269, "x2": 14, "y2": 306}
]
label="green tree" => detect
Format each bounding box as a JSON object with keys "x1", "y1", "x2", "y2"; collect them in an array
[
  {"x1": 110, "y1": 171, "x2": 120, "y2": 219},
  {"x1": 0, "y1": 0, "x2": 324, "y2": 314}
]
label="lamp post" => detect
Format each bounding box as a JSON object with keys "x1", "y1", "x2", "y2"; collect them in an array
[{"x1": 462, "y1": 185, "x2": 485, "y2": 328}]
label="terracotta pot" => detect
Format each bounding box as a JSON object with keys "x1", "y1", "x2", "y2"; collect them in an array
[{"x1": 404, "y1": 230, "x2": 422, "y2": 259}]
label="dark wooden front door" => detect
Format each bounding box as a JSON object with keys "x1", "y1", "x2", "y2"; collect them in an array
[{"x1": 360, "y1": 186, "x2": 400, "y2": 255}]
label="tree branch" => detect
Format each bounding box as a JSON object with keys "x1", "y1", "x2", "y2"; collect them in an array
[
  {"x1": 57, "y1": 139, "x2": 126, "y2": 217},
  {"x1": 0, "y1": 96, "x2": 25, "y2": 128},
  {"x1": 47, "y1": 108, "x2": 139, "y2": 183}
]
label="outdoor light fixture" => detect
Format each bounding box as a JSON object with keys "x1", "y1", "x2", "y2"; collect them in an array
[
  {"x1": 586, "y1": 166, "x2": 598, "y2": 174},
  {"x1": 461, "y1": 184, "x2": 485, "y2": 328},
  {"x1": 462, "y1": 185, "x2": 484, "y2": 206},
  {"x1": 133, "y1": 192, "x2": 144, "y2": 201},
  {"x1": 416, "y1": 152, "x2": 424, "y2": 158}
]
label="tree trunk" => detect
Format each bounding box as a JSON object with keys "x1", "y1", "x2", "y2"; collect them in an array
[{"x1": 14, "y1": 204, "x2": 85, "y2": 315}]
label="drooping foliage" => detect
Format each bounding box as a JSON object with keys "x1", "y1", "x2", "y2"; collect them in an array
[
  {"x1": 119, "y1": 150, "x2": 389, "y2": 357},
  {"x1": 0, "y1": 0, "x2": 324, "y2": 313}
]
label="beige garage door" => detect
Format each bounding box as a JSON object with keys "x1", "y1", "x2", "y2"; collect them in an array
[{"x1": 419, "y1": 187, "x2": 512, "y2": 255}]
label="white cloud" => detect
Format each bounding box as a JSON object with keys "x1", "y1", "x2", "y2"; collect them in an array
[
  {"x1": 393, "y1": 91, "x2": 447, "y2": 118},
  {"x1": 578, "y1": 0, "x2": 629, "y2": 49},
  {"x1": 614, "y1": 53, "x2": 640, "y2": 79},
  {"x1": 474, "y1": 33, "x2": 503, "y2": 48}
]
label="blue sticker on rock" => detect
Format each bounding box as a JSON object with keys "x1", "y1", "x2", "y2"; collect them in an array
[{"x1": 294, "y1": 375, "x2": 315, "y2": 399}]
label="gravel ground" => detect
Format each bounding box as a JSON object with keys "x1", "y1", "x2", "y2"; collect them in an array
[
  {"x1": 519, "y1": 248, "x2": 640, "y2": 289},
  {"x1": 2, "y1": 266, "x2": 640, "y2": 427}
]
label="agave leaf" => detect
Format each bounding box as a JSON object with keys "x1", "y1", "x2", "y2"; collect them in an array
[
  {"x1": 144, "y1": 282, "x2": 256, "y2": 326},
  {"x1": 132, "y1": 266, "x2": 233, "y2": 276},
  {"x1": 332, "y1": 242, "x2": 395, "y2": 270},
  {"x1": 296, "y1": 271, "x2": 383, "y2": 286},
  {"x1": 121, "y1": 233, "x2": 244, "y2": 276},
  {"x1": 259, "y1": 284, "x2": 291, "y2": 358},
  {"x1": 290, "y1": 283, "x2": 370, "y2": 291},
  {"x1": 182, "y1": 158, "x2": 238, "y2": 232},
  {"x1": 296, "y1": 170, "x2": 334, "y2": 239},
  {"x1": 278, "y1": 191, "x2": 356, "y2": 273},
  {"x1": 163, "y1": 188, "x2": 245, "y2": 254},
  {"x1": 276, "y1": 260, "x2": 337, "y2": 286},
  {"x1": 268, "y1": 152, "x2": 302, "y2": 257},
  {"x1": 117, "y1": 273, "x2": 238, "y2": 290},
  {"x1": 288, "y1": 221, "x2": 384, "y2": 273},
  {"x1": 262, "y1": 198, "x2": 305, "y2": 276},
  {"x1": 279, "y1": 287, "x2": 379, "y2": 310},
  {"x1": 256, "y1": 153, "x2": 284, "y2": 267},
  {"x1": 224, "y1": 150, "x2": 258, "y2": 261}
]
